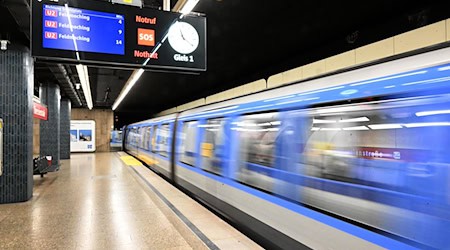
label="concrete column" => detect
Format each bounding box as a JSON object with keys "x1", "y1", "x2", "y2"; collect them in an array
[
  {"x1": 39, "y1": 83, "x2": 61, "y2": 169},
  {"x1": 0, "y1": 45, "x2": 34, "y2": 203},
  {"x1": 60, "y1": 98, "x2": 71, "y2": 159}
]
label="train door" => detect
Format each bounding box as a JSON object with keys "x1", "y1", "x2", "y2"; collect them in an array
[
  {"x1": 272, "y1": 111, "x2": 305, "y2": 202},
  {"x1": 199, "y1": 117, "x2": 229, "y2": 176},
  {"x1": 233, "y1": 112, "x2": 281, "y2": 193}
]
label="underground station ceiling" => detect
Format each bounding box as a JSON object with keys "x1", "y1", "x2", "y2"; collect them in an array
[{"x1": 1, "y1": 0, "x2": 450, "y2": 122}]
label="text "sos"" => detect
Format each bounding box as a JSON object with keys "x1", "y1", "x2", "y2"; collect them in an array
[{"x1": 138, "y1": 28, "x2": 155, "y2": 47}]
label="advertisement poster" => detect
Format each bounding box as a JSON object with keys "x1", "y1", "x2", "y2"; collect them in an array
[
  {"x1": 70, "y1": 120, "x2": 96, "y2": 152},
  {"x1": 79, "y1": 130, "x2": 92, "y2": 141},
  {"x1": 70, "y1": 130, "x2": 78, "y2": 142}
]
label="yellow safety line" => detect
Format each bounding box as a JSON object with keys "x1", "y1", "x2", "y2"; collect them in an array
[
  {"x1": 138, "y1": 154, "x2": 159, "y2": 165},
  {"x1": 120, "y1": 155, "x2": 142, "y2": 166}
]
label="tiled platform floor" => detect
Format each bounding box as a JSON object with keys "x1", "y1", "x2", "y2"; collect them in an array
[{"x1": 0, "y1": 152, "x2": 261, "y2": 250}]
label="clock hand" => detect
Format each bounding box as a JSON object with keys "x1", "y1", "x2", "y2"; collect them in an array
[
  {"x1": 179, "y1": 28, "x2": 195, "y2": 47},
  {"x1": 179, "y1": 28, "x2": 187, "y2": 41}
]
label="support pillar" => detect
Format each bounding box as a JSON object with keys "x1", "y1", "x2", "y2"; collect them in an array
[
  {"x1": 60, "y1": 99, "x2": 71, "y2": 159},
  {"x1": 39, "y1": 83, "x2": 61, "y2": 169},
  {"x1": 0, "y1": 45, "x2": 34, "y2": 203}
]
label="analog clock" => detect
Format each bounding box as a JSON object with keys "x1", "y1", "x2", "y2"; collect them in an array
[{"x1": 168, "y1": 21, "x2": 200, "y2": 55}]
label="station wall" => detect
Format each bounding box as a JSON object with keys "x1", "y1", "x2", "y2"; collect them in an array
[
  {"x1": 71, "y1": 109, "x2": 113, "y2": 152},
  {"x1": 157, "y1": 18, "x2": 450, "y2": 116}
]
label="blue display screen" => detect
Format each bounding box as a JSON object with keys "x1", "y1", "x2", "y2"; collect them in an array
[{"x1": 42, "y1": 5, "x2": 125, "y2": 55}]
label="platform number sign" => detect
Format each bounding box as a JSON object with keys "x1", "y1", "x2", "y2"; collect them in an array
[{"x1": 0, "y1": 119, "x2": 3, "y2": 176}]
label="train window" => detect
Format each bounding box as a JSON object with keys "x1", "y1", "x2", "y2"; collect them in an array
[
  {"x1": 131, "y1": 128, "x2": 138, "y2": 146},
  {"x1": 139, "y1": 127, "x2": 146, "y2": 149},
  {"x1": 126, "y1": 128, "x2": 132, "y2": 145},
  {"x1": 158, "y1": 124, "x2": 171, "y2": 157},
  {"x1": 300, "y1": 96, "x2": 450, "y2": 190},
  {"x1": 142, "y1": 126, "x2": 151, "y2": 150},
  {"x1": 200, "y1": 118, "x2": 226, "y2": 175},
  {"x1": 235, "y1": 112, "x2": 281, "y2": 167},
  {"x1": 151, "y1": 126, "x2": 157, "y2": 153},
  {"x1": 179, "y1": 121, "x2": 198, "y2": 166},
  {"x1": 136, "y1": 128, "x2": 141, "y2": 147}
]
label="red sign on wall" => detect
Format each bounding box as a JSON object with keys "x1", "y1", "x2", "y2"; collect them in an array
[{"x1": 33, "y1": 102, "x2": 48, "y2": 120}]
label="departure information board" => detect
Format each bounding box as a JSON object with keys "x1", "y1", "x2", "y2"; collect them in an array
[
  {"x1": 42, "y1": 5, "x2": 125, "y2": 55},
  {"x1": 32, "y1": 0, "x2": 206, "y2": 72}
]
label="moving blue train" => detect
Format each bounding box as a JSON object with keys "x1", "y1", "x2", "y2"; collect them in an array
[{"x1": 124, "y1": 48, "x2": 450, "y2": 249}]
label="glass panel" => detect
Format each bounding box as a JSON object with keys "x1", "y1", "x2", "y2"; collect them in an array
[
  {"x1": 300, "y1": 97, "x2": 450, "y2": 190},
  {"x1": 179, "y1": 121, "x2": 198, "y2": 166},
  {"x1": 130, "y1": 128, "x2": 138, "y2": 146},
  {"x1": 234, "y1": 112, "x2": 281, "y2": 192},
  {"x1": 140, "y1": 126, "x2": 150, "y2": 150},
  {"x1": 200, "y1": 118, "x2": 226, "y2": 175},
  {"x1": 151, "y1": 126, "x2": 157, "y2": 153},
  {"x1": 144, "y1": 127, "x2": 151, "y2": 150},
  {"x1": 158, "y1": 124, "x2": 170, "y2": 157},
  {"x1": 139, "y1": 127, "x2": 146, "y2": 148},
  {"x1": 236, "y1": 113, "x2": 280, "y2": 167}
]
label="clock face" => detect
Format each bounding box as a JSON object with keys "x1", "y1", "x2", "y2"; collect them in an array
[{"x1": 168, "y1": 21, "x2": 200, "y2": 55}]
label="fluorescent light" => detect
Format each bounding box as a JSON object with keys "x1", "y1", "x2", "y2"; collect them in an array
[
  {"x1": 404, "y1": 122, "x2": 450, "y2": 128},
  {"x1": 311, "y1": 127, "x2": 320, "y2": 131},
  {"x1": 320, "y1": 128, "x2": 341, "y2": 131},
  {"x1": 438, "y1": 65, "x2": 450, "y2": 71},
  {"x1": 198, "y1": 124, "x2": 221, "y2": 128},
  {"x1": 316, "y1": 106, "x2": 356, "y2": 115},
  {"x1": 276, "y1": 97, "x2": 320, "y2": 106},
  {"x1": 402, "y1": 76, "x2": 450, "y2": 86},
  {"x1": 350, "y1": 70, "x2": 427, "y2": 87},
  {"x1": 368, "y1": 124, "x2": 403, "y2": 130},
  {"x1": 201, "y1": 105, "x2": 238, "y2": 115},
  {"x1": 76, "y1": 64, "x2": 93, "y2": 110},
  {"x1": 236, "y1": 122, "x2": 257, "y2": 127},
  {"x1": 416, "y1": 109, "x2": 450, "y2": 117},
  {"x1": 339, "y1": 117, "x2": 370, "y2": 123},
  {"x1": 297, "y1": 86, "x2": 344, "y2": 96},
  {"x1": 180, "y1": 0, "x2": 200, "y2": 14},
  {"x1": 64, "y1": 4, "x2": 74, "y2": 32},
  {"x1": 263, "y1": 95, "x2": 295, "y2": 102},
  {"x1": 342, "y1": 126, "x2": 369, "y2": 131},
  {"x1": 270, "y1": 121, "x2": 281, "y2": 126},
  {"x1": 112, "y1": 69, "x2": 145, "y2": 110},
  {"x1": 313, "y1": 119, "x2": 336, "y2": 124}
]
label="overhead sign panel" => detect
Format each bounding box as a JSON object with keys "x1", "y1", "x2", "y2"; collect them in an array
[
  {"x1": 42, "y1": 5, "x2": 125, "y2": 55},
  {"x1": 112, "y1": 0, "x2": 142, "y2": 8},
  {"x1": 32, "y1": 0, "x2": 206, "y2": 72}
]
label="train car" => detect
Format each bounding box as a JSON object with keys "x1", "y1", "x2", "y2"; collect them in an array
[{"x1": 124, "y1": 47, "x2": 450, "y2": 249}]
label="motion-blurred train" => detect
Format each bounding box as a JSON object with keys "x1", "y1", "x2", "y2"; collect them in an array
[{"x1": 124, "y1": 47, "x2": 450, "y2": 249}]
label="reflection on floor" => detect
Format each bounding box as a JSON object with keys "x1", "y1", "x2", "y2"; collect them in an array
[{"x1": 0, "y1": 152, "x2": 261, "y2": 249}]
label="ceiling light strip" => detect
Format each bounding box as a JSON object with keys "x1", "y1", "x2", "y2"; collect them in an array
[
  {"x1": 180, "y1": 0, "x2": 200, "y2": 14},
  {"x1": 76, "y1": 64, "x2": 93, "y2": 110},
  {"x1": 112, "y1": 0, "x2": 201, "y2": 111},
  {"x1": 112, "y1": 69, "x2": 144, "y2": 111}
]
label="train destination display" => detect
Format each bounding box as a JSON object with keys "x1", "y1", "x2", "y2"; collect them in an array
[
  {"x1": 32, "y1": 0, "x2": 206, "y2": 72},
  {"x1": 42, "y1": 5, "x2": 125, "y2": 55}
]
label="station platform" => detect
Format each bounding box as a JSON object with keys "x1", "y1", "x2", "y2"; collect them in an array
[{"x1": 0, "y1": 152, "x2": 261, "y2": 249}]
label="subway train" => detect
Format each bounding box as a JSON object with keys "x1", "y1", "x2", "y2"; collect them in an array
[{"x1": 124, "y1": 47, "x2": 450, "y2": 250}]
